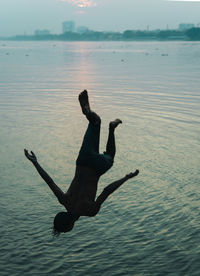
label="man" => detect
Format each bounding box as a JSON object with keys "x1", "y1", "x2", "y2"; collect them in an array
[{"x1": 24, "y1": 90, "x2": 139, "y2": 235}]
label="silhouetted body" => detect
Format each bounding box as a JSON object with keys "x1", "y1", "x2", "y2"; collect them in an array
[{"x1": 24, "y1": 90, "x2": 139, "y2": 234}]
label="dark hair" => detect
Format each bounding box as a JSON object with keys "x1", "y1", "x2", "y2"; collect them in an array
[{"x1": 53, "y1": 212, "x2": 74, "y2": 236}]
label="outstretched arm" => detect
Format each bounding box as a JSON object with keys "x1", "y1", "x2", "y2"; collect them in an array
[
  {"x1": 95, "y1": 170, "x2": 139, "y2": 208},
  {"x1": 24, "y1": 149, "x2": 65, "y2": 204}
]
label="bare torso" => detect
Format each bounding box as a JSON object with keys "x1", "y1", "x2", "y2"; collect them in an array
[{"x1": 64, "y1": 166, "x2": 100, "y2": 216}]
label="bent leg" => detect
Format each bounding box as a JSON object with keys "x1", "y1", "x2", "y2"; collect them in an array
[{"x1": 105, "y1": 119, "x2": 122, "y2": 159}]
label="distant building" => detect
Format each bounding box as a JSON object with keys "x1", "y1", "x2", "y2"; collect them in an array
[
  {"x1": 34, "y1": 29, "x2": 50, "y2": 36},
  {"x1": 179, "y1": 23, "x2": 195, "y2": 31},
  {"x1": 62, "y1": 21, "x2": 75, "y2": 33},
  {"x1": 76, "y1": 26, "x2": 89, "y2": 34}
]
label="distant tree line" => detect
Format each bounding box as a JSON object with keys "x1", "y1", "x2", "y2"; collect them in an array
[
  {"x1": 185, "y1": 28, "x2": 200, "y2": 40},
  {"x1": 2, "y1": 28, "x2": 200, "y2": 41}
]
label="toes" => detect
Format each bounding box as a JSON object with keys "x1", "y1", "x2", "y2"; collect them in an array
[
  {"x1": 116, "y1": 119, "x2": 122, "y2": 124},
  {"x1": 109, "y1": 120, "x2": 122, "y2": 129},
  {"x1": 79, "y1": 90, "x2": 88, "y2": 97}
]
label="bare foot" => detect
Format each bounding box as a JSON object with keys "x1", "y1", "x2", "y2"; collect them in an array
[
  {"x1": 109, "y1": 119, "x2": 122, "y2": 129},
  {"x1": 79, "y1": 90, "x2": 91, "y2": 115}
]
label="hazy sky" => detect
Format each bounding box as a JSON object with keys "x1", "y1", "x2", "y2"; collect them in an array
[{"x1": 0, "y1": 0, "x2": 200, "y2": 36}]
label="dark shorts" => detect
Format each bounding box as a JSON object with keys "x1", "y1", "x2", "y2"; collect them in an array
[{"x1": 76, "y1": 122, "x2": 113, "y2": 176}]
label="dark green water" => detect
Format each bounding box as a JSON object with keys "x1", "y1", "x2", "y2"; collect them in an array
[{"x1": 0, "y1": 41, "x2": 200, "y2": 275}]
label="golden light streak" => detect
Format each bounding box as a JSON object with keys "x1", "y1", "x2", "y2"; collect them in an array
[{"x1": 60, "y1": 0, "x2": 97, "y2": 8}]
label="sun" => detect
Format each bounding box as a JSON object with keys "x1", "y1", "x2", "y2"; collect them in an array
[{"x1": 60, "y1": 0, "x2": 97, "y2": 8}]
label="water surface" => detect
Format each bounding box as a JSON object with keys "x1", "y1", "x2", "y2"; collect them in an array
[{"x1": 0, "y1": 41, "x2": 200, "y2": 275}]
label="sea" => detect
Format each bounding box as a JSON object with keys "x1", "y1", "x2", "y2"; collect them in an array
[{"x1": 0, "y1": 41, "x2": 200, "y2": 276}]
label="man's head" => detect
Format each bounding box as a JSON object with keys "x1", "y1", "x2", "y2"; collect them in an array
[{"x1": 53, "y1": 212, "x2": 77, "y2": 236}]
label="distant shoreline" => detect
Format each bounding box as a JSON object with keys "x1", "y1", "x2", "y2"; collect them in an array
[
  {"x1": 0, "y1": 38, "x2": 190, "y2": 42},
  {"x1": 1, "y1": 28, "x2": 200, "y2": 42}
]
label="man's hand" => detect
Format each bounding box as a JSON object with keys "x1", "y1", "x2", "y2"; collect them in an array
[
  {"x1": 24, "y1": 149, "x2": 37, "y2": 164},
  {"x1": 125, "y1": 169, "x2": 139, "y2": 179},
  {"x1": 24, "y1": 149, "x2": 65, "y2": 203}
]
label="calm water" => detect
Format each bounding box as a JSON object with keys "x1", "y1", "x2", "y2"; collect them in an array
[{"x1": 0, "y1": 41, "x2": 200, "y2": 275}]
